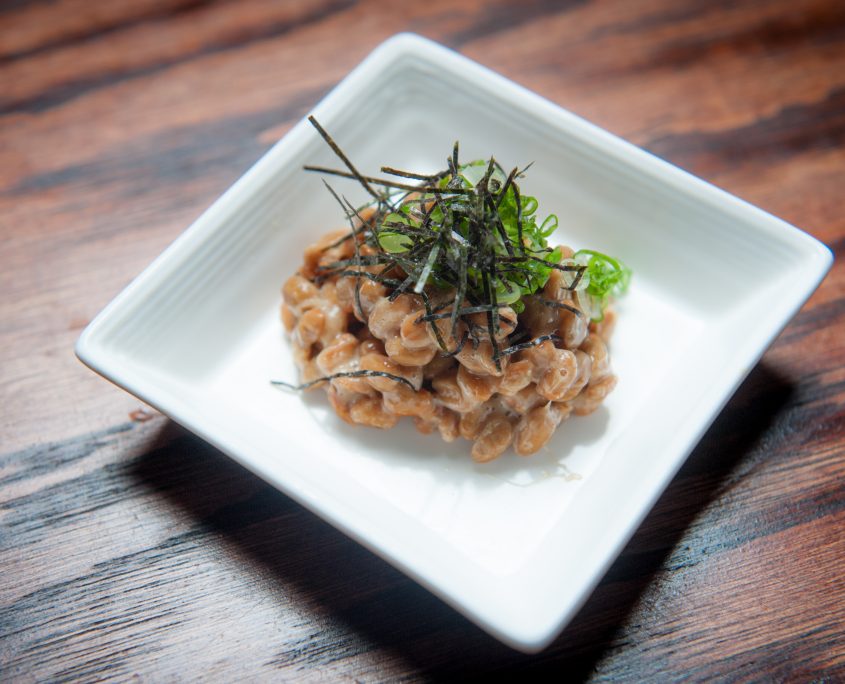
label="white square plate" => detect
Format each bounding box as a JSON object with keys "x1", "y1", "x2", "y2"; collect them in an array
[{"x1": 76, "y1": 34, "x2": 832, "y2": 652}]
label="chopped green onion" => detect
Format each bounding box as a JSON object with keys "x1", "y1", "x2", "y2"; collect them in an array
[{"x1": 574, "y1": 249, "x2": 632, "y2": 320}]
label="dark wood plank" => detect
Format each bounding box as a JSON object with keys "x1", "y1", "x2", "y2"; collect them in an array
[{"x1": 1, "y1": 0, "x2": 843, "y2": 680}]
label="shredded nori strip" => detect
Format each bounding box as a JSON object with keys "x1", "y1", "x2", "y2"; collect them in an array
[
  {"x1": 513, "y1": 180, "x2": 525, "y2": 253},
  {"x1": 467, "y1": 320, "x2": 484, "y2": 348},
  {"x1": 303, "y1": 165, "x2": 473, "y2": 195},
  {"x1": 380, "y1": 166, "x2": 439, "y2": 181},
  {"x1": 441, "y1": 330, "x2": 470, "y2": 358},
  {"x1": 320, "y1": 181, "x2": 365, "y2": 320},
  {"x1": 319, "y1": 229, "x2": 356, "y2": 252},
  {"x1": 499, "y1": 333, "x2": 562, "y2": 358},
  {"x1": 496, "y1": 167, "x2": 518, "y2": 209},
  {"x1": 504, "y1": 328, "x2": 531, "y2": 347},
  {"x1": 317, "y1": 254, "x2": 393, "y2": 271},
  {"x1": 307, "y1": 116, "x2": 380, "y2": 201},
  {"x1": 387, "y1": 272, "x2": 419, "y2": 302},
  {"x1": 451, "y1": 241, "x2": 469, "y2": 340},
  {"x1": 271, "y1": 370, "x2": 416, "y2": 392},
  {"x1": 481, "y1": 270, "x2": 502, "y2": 372},
  {"x1": 335, "y1": 270, "x2": 403, "y2": 289},
  {"x1": 539, "y1": 298, "x2": 585, "y2": 318},
  {"x1": 418, "y1": 288, "x2": 448, "y2": 351},
  {"x1": 418, "y1": 303, "x2": 510, "y2": 322},
  {"x1": 521, "y1": 255, "x2": 588, "y2": 287}
]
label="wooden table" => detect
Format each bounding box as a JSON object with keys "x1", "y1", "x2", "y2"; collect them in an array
[{"x1": 2, "y1": 0, "x2": 843, "y2": 679}]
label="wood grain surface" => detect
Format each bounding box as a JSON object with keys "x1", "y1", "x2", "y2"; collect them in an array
[{"x1": 2, "y1": 0, "x2": 844, "y2": 680}]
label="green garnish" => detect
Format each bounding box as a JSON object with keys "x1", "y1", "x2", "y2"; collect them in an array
[
  {"x1": 303, "y1": 116, "x2": 631, "y2": 364},
  {"x1": 573, "y1": 249, "x2": 632, "y2": 320}
]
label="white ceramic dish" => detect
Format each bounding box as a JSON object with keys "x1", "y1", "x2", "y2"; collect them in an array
[{"x1": 76, "y1": 33, "x2": 832, "y2": 652}]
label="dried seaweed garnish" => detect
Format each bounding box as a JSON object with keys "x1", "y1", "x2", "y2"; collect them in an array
[
  {"x1": 380, "y1": 166, "x2": 441, "y2": 182},
  {"x1": 319, "y1": 229, "x2": 355, "y2": 252},
  {"x1": 504, "y1": 328, "x2": 531, "y2": 347},
  {"x1": 482, "y1": 270, "x2": 502, "y2": 372},
  {"x1": 307, "y1": 116, "x2": 380, "y2": 200},
  {"x1": 319, "y1": 181, "x2": 365, "y2": 320},
  {"x1": 539, "y1": 298, "x2": 585, "y2": 318},
  {"x1": 499, "y1": 333, "x2": 562, "y2": 358},
  {"x1": 335, "y1": 270, "x2": 403, "y2": 289},
  {"x1": 301, "y1": 117, "x2": 631, "y2": 369},
  {"x1": 442, "y1": 330, "x2": 470, "y2": 357},
  {"x1": 418, "y1": 303, "x2": 510, "y2": 322},
  {"x1": 271, "y1": 370, "x2": 416, "y2": 392},
  {"x1": 303, "y1": 165, "x2": 473, "y2": 196}
]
